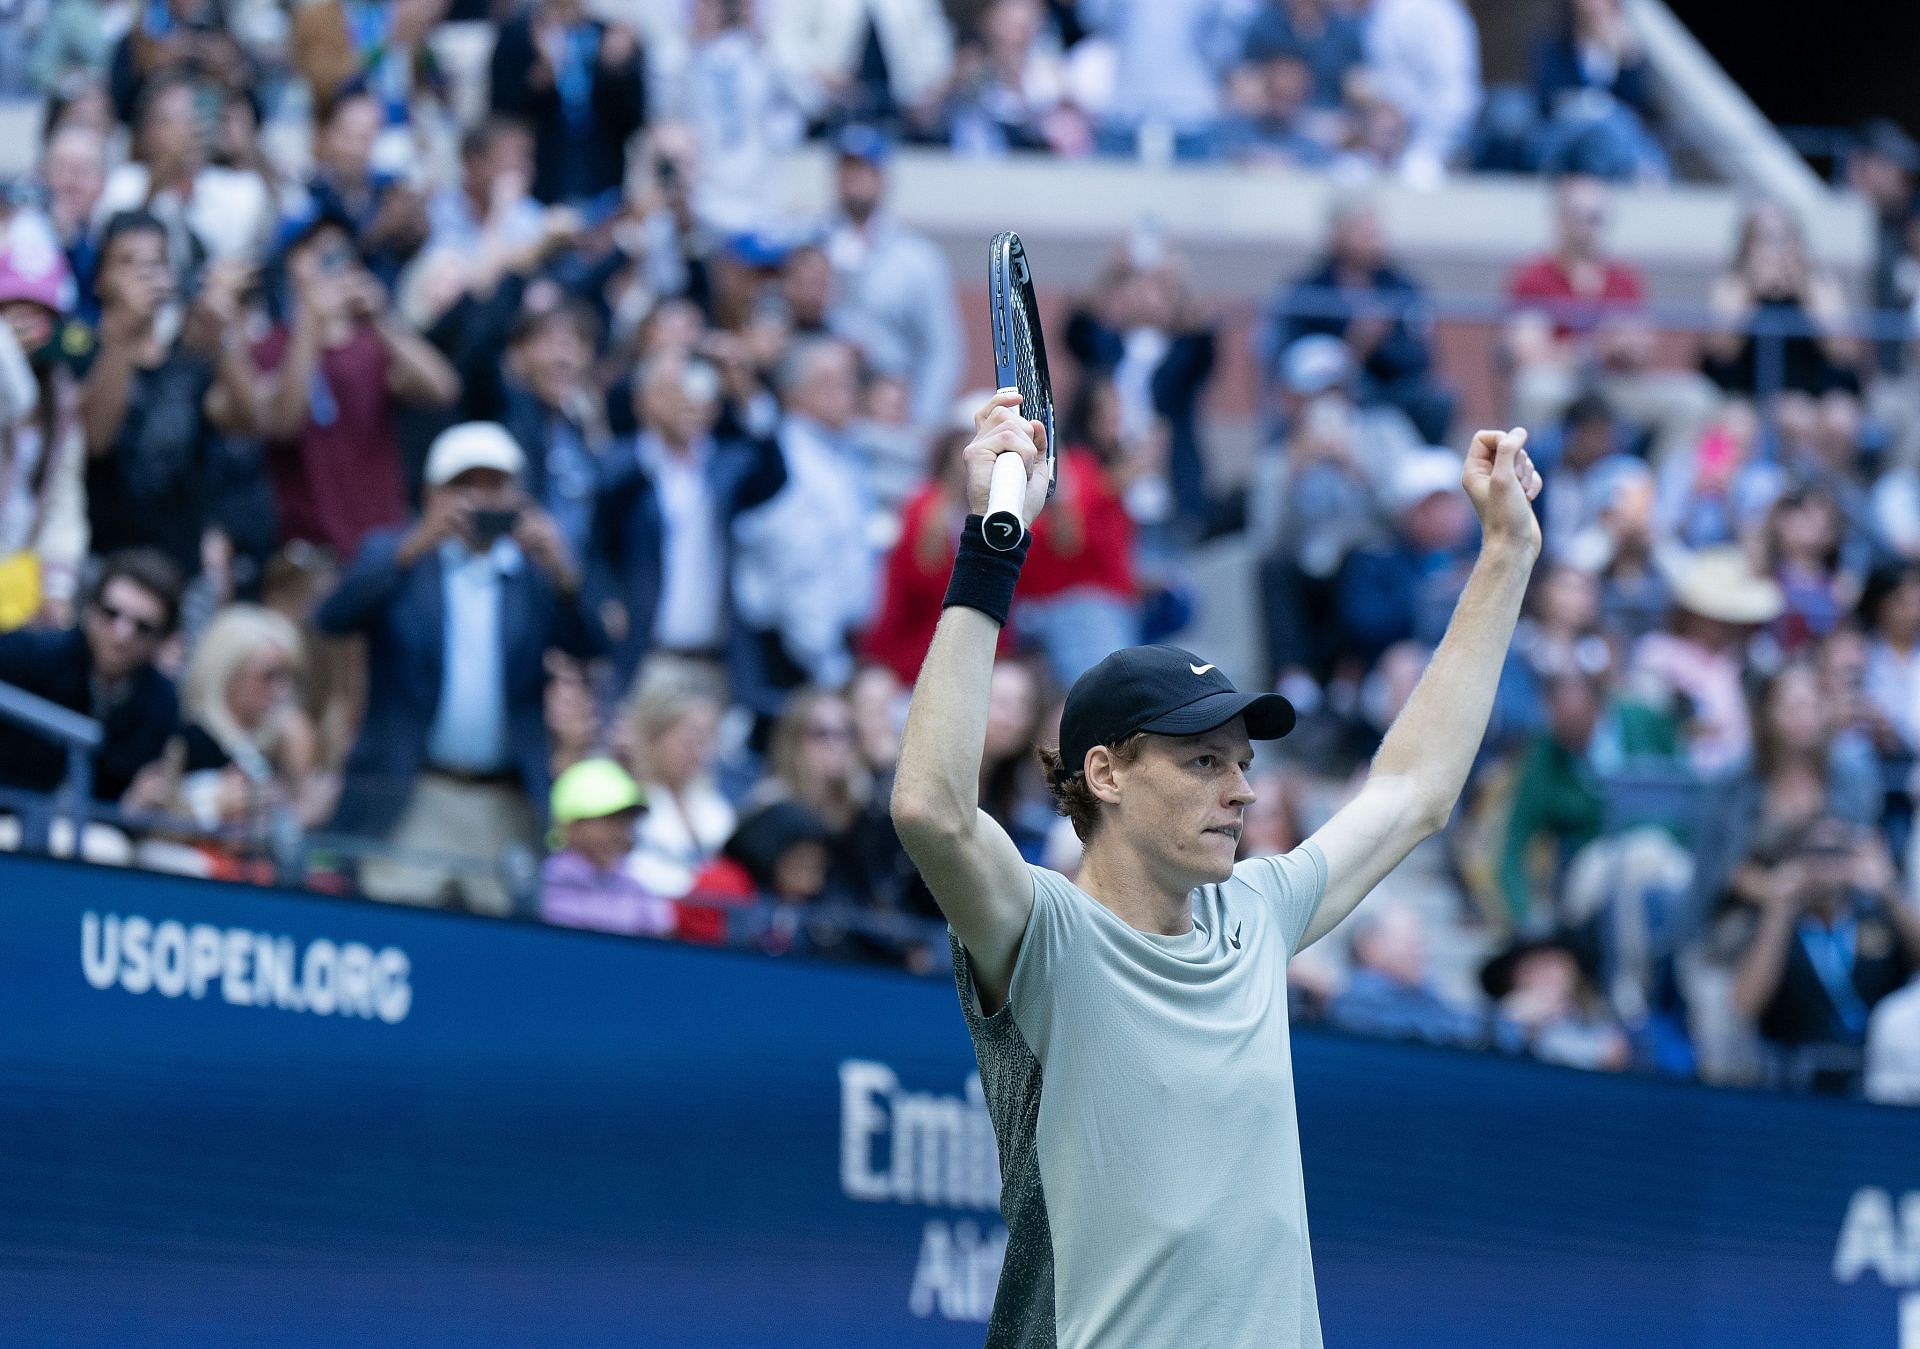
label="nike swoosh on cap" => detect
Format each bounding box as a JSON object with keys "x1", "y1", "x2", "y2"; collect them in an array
[{"x1": 1189, "y1": 663, "x2": 1216, "y2": 676}]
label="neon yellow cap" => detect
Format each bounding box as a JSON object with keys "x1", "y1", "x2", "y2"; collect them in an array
[{"x1": 550, "y1": 758, "x2": 646, "y2": 828}]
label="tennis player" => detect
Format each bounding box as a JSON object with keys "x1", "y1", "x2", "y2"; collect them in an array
[{"x1": 890, "y1": 389, "x2": 1544, "y2": 1348}]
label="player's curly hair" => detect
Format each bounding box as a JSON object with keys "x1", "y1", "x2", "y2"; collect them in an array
[{"x1": 1035, "y1": 733, "x2": 1146, "y2": 843}]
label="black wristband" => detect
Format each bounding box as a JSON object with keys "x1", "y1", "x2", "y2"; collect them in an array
[{"x1": 942, "y1": 514, "x2": 1030, "y2": 627}]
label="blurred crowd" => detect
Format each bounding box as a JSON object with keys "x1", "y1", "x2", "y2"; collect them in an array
[
  {"x1": 1245, "y1": 148, "x2": 1920, "y2": 1103},
  {"x1": 0, "y1": 0, "x2": 1915, "y2": 1104},
  {"x1": 4, "y1": 0, "x2": 1674, "y2": 189}
]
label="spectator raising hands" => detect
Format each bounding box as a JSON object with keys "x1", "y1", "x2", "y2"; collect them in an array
[
  {"x1": 489, "y1": 0, "x2": 648, "y2": 206},
  {"x1": 80, "y1": 211, "x2": 255, "y2": 580},
  {"x1": 255, "y1": 211, "x2": 460, "y2": 563}
]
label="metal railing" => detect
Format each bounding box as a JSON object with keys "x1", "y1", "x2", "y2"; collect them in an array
[
  {"x1": 0, "y1": 704, "x2": 949, "y2": 963},
  {"x1": 1252, "y1": 282, "x2": 1916, "y2": 429},
  {"x1": 1262, "y1": 283, "x2": 1915, "y2": 347},
  {"x1": 0, "y1": 679, "x2": 99, "y2": 854}
]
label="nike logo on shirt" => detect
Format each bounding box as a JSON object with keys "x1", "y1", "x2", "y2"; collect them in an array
[{"x1": 1190, "y1": 663, "x2": 1215, "y2": 676}]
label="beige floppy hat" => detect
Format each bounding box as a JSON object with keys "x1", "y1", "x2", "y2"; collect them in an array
[{"x1": 1662, "y1": 546, "x2": 1785, "y2": 626}]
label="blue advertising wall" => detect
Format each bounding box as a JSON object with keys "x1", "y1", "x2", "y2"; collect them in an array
[{"x1": 1, "y1": 851, "x2": 1917, "y2": 1348}]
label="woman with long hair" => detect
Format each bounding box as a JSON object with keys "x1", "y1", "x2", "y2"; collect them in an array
[
  {"x1": 1756, "y1": 486, "x2": 1857, "y2": 654},
  {"x1": 620, "y1": 658, "x2": 736, "y2": 900},
  {"x1": 1627, "y1": 546, "x2": 1781, "y2": 776},
  {"x1": 751, "y1": 686, "x2": 873, "y2": 896},
  {"x1": 1700, "y1": 200, "x2": 1860, "y2": 399},
  {"x1": 748, "y1": 683, "x2": 936, "y2": 966},
  {"x1": 176, "y1": 603, "x2": 332, "y2": 836},
  {"x1": 1693, "y1": 661, "x2": 1883, "y2": 927},
  {"x1": 978, "y1": 655, "x2": 1056, "y2": 862}
]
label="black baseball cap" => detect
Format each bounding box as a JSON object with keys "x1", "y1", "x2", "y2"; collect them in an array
[{"x1": 1051, "y1": 645, "x2": 1295, "y2": 785}]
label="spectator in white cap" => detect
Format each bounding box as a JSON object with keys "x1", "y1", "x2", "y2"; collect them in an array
[{"x1": 316, "y1": 420, "x2": 608, "y2": 916}]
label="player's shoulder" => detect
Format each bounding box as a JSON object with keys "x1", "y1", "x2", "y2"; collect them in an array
[
  {"x1": 1026, "y1": 862, "x2": 1090, "y2": 913},
  {"x1": 1023, "y1": 863, "x2": 1137, "y2": 945},
  {"x1": 1229, "y1": 842, "x2": 1330, "y2": 902}
]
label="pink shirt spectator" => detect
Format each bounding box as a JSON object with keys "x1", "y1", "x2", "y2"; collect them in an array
[
  {"x1": 540, "y1": 850, "x2": 677, "y2": 937},
  {"x1": 1629, "y1": 631, "x2": 1750, "y2": 776}
]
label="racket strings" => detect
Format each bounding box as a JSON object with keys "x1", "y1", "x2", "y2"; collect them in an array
[{"x1": 1011, "y1": 308, "x2": 1049, "y2": 422}]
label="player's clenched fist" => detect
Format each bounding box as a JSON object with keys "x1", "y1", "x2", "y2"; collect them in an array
[
  {"x1": 1462, "y1": 427, "x2": 1544, "y2": 559},
  {"x1": 965, "y1": 388, "x2": 1051, "y2": 523}
]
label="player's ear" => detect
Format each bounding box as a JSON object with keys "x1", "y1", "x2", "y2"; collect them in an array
[{"x1": 1084, "y1": 745, "x2": 1124, "y2": 807}]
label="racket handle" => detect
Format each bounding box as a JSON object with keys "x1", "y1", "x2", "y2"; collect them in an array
[{"x1": 982, "y1": 451, "x2": 1030, "y2": 552}]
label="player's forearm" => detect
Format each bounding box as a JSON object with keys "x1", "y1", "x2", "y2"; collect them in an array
[
  {"x1": 891, "y1": 606, "x2": 1001, "y2": 832},
  {"x1": 1372, "y1": 542, "x2": 1536, "y2": 830}
]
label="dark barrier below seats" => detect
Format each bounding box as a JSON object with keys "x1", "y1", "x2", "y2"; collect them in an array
[{"x1": 0, "y1": 853, "x2": 1915, "y2": 1347}]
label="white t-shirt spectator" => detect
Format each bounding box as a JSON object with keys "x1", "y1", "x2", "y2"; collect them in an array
[
  {"x1": 1364, "y1": 0, "x2": 1482, "y2": 180},
  {"x1": 1864, "y1": 636, "x2": 1920, "y2": 754},
  {"x1": 98, "y1": 163, "x2": 276, "y2": 262},
  {"x1": 731, "y1": 414, "x2": 878, "y2": 689},
  {"x1": 682, "y1": 25, "x2": 803, "y2": 233},
  {"x1": 764, "y1": 0, "x2": 953, "y2": 121},
  {"x1": 627, "y1": 775, "x2": 736, "y2": 899}
]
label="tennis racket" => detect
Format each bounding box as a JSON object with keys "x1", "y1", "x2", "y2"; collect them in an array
[{"x1": 983, "y1": 231, "x2": 1057, "y2": 552}]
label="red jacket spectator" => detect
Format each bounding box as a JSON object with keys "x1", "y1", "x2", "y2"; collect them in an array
[
  {"x1": 862, "y1": 447, "x2": 1133, "y2": 683},
  {"x1": 1507, "y1": 252, "x2": 1644, "y2": 339},
  {"x1": 1020, "y1": 446, "x2": 1136, "y2": 600},
  {"x1": 675, "y1": 861, "x2": 756, "y2": 945},
  {"x1": 1505, "y1": 177, "x2": 1646, "y2": 340}
]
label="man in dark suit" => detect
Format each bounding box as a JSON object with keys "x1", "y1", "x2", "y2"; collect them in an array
[
  {"x1": 318, "y1": 421, "x2": 607, "y2": 914},
  {"x1": 0, "y1": 549, "x2": 184, "y2": 807},
  {"x1": 487, "y1": 0, "x2": 646, "y2": 205},
  {"x1": 1268, "y1": 196, "x2": 1456, "y2": 445},
  {"x1": 1064, "y1": 256, "x2": 1218, "y2": 538},
  {"x1": 587, "y1": 345, "x2": 786, "y2": 704},
  {"x1": 500, "y1": 299, "x2": 611, "y2": 564}
]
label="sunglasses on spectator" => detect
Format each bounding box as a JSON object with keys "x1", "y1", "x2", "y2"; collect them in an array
[{"x1": 92, "y1": 599, "x2": 165, "y2": 641}]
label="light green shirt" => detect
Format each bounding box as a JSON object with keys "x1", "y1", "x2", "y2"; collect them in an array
[{"x1": 953, "y1": 843, "x2": 1330, "y2": 1348}]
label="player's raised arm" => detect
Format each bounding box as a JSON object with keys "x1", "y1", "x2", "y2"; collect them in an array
[
  {"x1": 890, "y1": 390, "x2": 1052, "y2": 1011},
  {"x1": 1297, "y1": 428, "x2": 1544, "y2": 951}
]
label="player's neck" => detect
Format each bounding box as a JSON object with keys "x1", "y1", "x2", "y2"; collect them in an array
[{"x1": 1076, "y1": 841, "x2": 1195, "y2": 937}]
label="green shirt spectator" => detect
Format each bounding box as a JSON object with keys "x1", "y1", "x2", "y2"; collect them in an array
[{"x1": 1501, "y1": 671, "x2": 1677, "y2": 927}]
